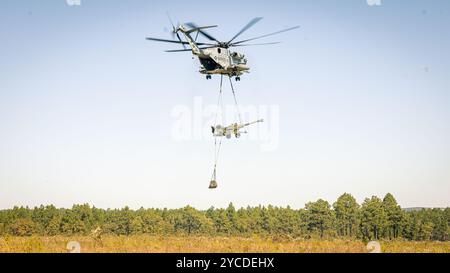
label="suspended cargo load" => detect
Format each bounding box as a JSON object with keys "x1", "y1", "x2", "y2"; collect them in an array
[
  {"x1": 209, "y1": 75, "x2": 263, "y2": 189},
  {"x1": 209, "y1": 180, "x2": 218, "y2": 189},
  {"x1": 212, "y1": 119, "x2": 264, "y2": 139}
]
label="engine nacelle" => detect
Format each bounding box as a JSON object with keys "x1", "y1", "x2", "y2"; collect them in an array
[
  {"x1": 232, "y1": 52, "x2": 245, "y2": 59},
  {"x1": 231, "y1": 52, "x2": 247, "y2": 66}
]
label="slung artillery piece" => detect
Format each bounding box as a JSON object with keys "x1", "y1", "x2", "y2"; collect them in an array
[{"x1": 212, "y1": 119, "x2": 264, "y2": 139}]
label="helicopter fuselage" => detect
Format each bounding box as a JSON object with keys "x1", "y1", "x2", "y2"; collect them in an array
[
  {"x1": 147, "y1": 19, "x2": 299, "y2": 81},
  {"x1": 178, "y1": 26, "x2": 249, "y2": 79},
  {"x1": 198, "y1": 47, "x2": 249, "y2": 78}
]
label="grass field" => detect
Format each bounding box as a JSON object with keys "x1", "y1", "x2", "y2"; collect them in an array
[{"x1": 0, "y1": 235, "x2": 449, "y2": 253}]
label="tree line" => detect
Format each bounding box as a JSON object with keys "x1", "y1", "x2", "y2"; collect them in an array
[{"x1": 0, "y1": 193, "x2": 448, "y2": 241}]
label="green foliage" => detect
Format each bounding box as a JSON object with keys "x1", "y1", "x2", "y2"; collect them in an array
[
  {"x1": 170, "y1": 206, "x2": 213, "y2": 235},
  {"x1": 0, "y1": 195, "x2": 448, "y2": 241},
  {"x1": 360, "y1": 196, "x2": 388, "y2": 240},
  {"x1": 305, "y1": 199, "x2": 334, "y2": 238},
  {"x1": 9, "y1": 218, "x2": 37, "y2": 236},
  {"x1": 382, "y1": 193, "x2": 404, "y2": 239},
  {"x1": 334, "y1": 193, "x2": 359, "y2": 237}
]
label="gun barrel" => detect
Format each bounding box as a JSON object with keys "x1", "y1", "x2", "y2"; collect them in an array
[{"x1": 244, "y1": 119, "x2": 264, "y2": 127}]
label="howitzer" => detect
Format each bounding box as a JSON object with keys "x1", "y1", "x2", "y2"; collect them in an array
[{"x1": 212, "y1": 119, "x2": 264, "y2": 139}]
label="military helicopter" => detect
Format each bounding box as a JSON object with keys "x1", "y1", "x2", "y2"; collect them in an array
[{"x1": 146, "y1": 17, "x2": 299, "y2": 81}]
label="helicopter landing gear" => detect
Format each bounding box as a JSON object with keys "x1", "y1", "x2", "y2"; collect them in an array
[
  {"x1": 235, "y1": 77, "x2": 241, "y2": 82},
  {"x1": 206, "y1": 75, "x2": 212, "y2": 80}
]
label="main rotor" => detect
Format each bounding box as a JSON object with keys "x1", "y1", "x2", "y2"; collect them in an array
[
  {"x1": 185, "y1": 17, "x2": 299, "y2": 49},
  {"x1": 146, "y1": 17, "x2": 300, "y2": 52}
]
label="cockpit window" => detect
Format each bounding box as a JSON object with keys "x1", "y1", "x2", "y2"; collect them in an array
[{"x1": 217, "y1": 48, "x2": 221, "y2": 54}]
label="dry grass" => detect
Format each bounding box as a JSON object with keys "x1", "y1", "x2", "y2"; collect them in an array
[{"x1": 0, "y1": 235, "x2": 448, "y2": 253}]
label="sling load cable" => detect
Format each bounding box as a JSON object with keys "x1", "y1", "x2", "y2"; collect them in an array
[
  {"x1": 210, "y1": 75, "x2": 224, "y2": 189},
  {"x1": 210, "y1": 76, "x2": 245, "y2": 189},
  {"x1": 228, "y1": 76, "x2": 243, "y2": 125}
]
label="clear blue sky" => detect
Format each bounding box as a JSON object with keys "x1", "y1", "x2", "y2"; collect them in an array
[{"x1": 1, "y1": 0, "x2": 449, "y2": 209}]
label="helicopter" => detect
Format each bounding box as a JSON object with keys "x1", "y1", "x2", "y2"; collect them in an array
[{"x1": 146, "y1": 17, "x2": 299, "y2": 81}]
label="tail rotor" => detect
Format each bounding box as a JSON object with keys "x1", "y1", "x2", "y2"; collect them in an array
[{"x1": 166, "y1": 12, "x2": 186, "y2": 49}]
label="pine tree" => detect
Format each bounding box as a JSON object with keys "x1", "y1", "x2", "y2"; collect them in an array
[
  {"x1": 333, "y1": 193, "x2": 360, "y2": 238},
  {"x1": 305, "y1": 199, "x2": 334, "y2": 239},
  {"x1": 382, "y1": 193, "x2": 404, "y2": 239},
  {"x1": 360, "y1": 196, "x2": 388, "y2": 240}
]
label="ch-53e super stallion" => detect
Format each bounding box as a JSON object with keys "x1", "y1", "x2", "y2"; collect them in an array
[
  {"x1": 146, "y1": 16, "x2": 299, "y2": 81},
  {"x1": 146, "y1": 15, "x2": 299, "y2": 190}
]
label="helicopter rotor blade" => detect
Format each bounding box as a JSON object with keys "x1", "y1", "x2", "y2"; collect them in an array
[
  {"x1": 166, "y1": 12, "x2": 176, "y2": 29},
  {"x1": 185, "y1": 22, "x2": 220, "y2": 42},
  {"x1": 165, "y1": 46, "x2": 213, "y2": 53},
  {"x1": 231, "y1": 26, "x2": 300, "y2": 45},
  {"x1": 176, "y1": 32, "x2": 187, "y2": 49},
  {"x1": 165, "y1": 41, "x2": 281, "y2": 52},
  {"x1": 146, "y1": 37, "x2": 213, "y2": 46},
  {"x1": 166, "y1": 12, "x2": 187, "y2": 49},
  {"x1": 227, "y1": 17, "x2": 263, "y2": 44},
  {"x1": 165, "y1": 49, "x2": 193, "y2": 53},
  {"x1": 146, "y1": 37, "x2": 189, "y2": 45},
  {"x1": 231, "y1": 42, "x2": 281, "y2": 47}
]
